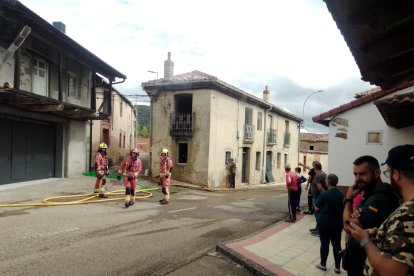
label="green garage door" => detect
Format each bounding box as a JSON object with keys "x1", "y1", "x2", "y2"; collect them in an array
[{"x1": 0, "y1": 118, "x2": 55, "y2": 185}]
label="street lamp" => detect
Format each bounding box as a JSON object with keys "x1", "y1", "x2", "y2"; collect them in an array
[
  {"x1": 302, "y1": 90, "x2": 324, "y2": 129},
  {"x1": 147, "y1": 70, "x2": 158, "y2": 79}
]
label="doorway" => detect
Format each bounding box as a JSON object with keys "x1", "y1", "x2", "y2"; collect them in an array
[
  {"x1": 241, "y1": 147, "x2": 250, "y2": 183},
  {"x1": 265, "y1": 151, "x2": 274, "y2": 183}
]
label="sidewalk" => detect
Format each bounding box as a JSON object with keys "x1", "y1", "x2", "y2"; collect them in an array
[{"x1": 218, "y1": 214, "x2": 346, "y2": 276}]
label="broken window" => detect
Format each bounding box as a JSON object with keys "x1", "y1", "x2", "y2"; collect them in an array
[{"x1": 177, "y1": 140, "x2": 188, "y2": 164}]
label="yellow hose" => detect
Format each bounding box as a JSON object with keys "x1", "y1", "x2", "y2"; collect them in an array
[{"x1": 0, "y1": 188, "x2": 159, "y2": 207}]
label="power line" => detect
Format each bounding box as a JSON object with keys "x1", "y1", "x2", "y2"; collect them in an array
[{"x1": 123, "y1": 94, "x2": 149, "y2": 97}]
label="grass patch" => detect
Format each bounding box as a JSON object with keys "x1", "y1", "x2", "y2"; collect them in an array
[{"x1": 82, "y1": 171, "x2": 118, "y2": 179}]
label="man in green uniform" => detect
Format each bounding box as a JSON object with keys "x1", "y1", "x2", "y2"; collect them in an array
[
  {"x1": 349, "y1": 145, "x2": 414, "y2": 276},
  {"x1": 343, "y1": 155, "x2": 400, "y2": 276}
]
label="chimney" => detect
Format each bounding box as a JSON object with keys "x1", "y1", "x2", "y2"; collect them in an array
[
  {"x1": 164, "y1": 52, "x2": 174, "y2": 80},
  {"x1": 52, "y1": 22, "x2": 66, "y2": 33},
  {"x1": 263, "y1": 85, "x2": 270, "y2": 103}
]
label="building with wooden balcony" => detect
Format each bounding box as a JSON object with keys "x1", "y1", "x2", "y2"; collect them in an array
[
  {"x1": 0, "y1": 1, "x2": 126, "y2": 184},
  {"x1": 142, "y1": 53, "x2": 301, "y2": 187}
]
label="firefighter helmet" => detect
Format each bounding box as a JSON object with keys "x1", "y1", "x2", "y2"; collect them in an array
[
  {"x1": 131, "y1": 148, "x2": 140, "y2": 155},
  {"x1": 161, "y1": 148, "x2": 169, "y2": 155},
  {"x1": 98, "y1": 143, "x2": 108, "y2": 150}
]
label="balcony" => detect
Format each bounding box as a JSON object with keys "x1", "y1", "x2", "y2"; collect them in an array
[
  {"x1": 267, "y1": 129, "x2": 277, "y2": 144},
  {"x1": 283, "y1": 132, "x2": 291, "y2": 147},
  {"x1": 170, "y1": 113, "x2": 194, "y2": 137},
  {"x1": 243, "y1": 124, "x2": 255, "y2": 143}
]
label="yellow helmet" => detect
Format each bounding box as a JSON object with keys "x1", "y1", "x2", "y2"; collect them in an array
[
  {"x1": 99, "y1": 143, "x2": 108, "y2": 150},
  {"x1": 161, "y1": 148, "x2": 169, "y2": 155}
]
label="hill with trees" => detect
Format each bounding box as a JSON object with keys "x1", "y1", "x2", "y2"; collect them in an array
[{"x1": 135, "y1": 105, "x2": 150, "y2": 138}]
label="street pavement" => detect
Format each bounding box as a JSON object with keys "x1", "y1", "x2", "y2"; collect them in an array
[{"x1": 0, "y1": 177, "x2": 345, "y2": 276}]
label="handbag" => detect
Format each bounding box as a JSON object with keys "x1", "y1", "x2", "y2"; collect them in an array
[{"x1": 340, "y1": 243, "x2": 351, "y2": 271}]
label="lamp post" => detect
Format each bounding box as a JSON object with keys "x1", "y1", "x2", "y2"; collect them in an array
[
  {"x1": 147, "y1": 70, "x2": 158, "y2": 79},
  {"x1": 302, "y1": 90, "x2": 324, "y2": 129}
]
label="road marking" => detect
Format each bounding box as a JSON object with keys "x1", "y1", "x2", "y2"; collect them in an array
[
  {"x1": 272, "y1": 194, "x2": 288, "y2": 199},
  {"x1": 23, "y1": 227, "x2": 80, "y2": 240},
  {"x1": 168, "y1": 207, "x2": 196, "y2": 213}
]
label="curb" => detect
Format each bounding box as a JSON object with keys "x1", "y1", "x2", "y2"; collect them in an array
[
  {"x1": 170, "y1": 181, "x2": 287, "y2": 193},
  {"x1": 216, "y1": 243, "x2": 275, "y2": 276}
]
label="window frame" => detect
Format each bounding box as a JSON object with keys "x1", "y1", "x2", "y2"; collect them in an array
[
  {"x1": 366, "y1": 131, "x2": 382, "y2": 145},
  {"x1": 67, "y1": 71, "x2": 79, "y2": 98},
  {"x1": 255, "y1": 151, "x2": 261, "y2": 171},
  {"x1": 257, "y1": 112, "x2": 263, "y2": 131}
]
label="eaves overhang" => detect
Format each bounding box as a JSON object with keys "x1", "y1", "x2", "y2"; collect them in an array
[
  {"x1": 0, "y1": 88, "x2": 109, "y2": 121},
  {"x1": 374, "y1": 91, "x2": 414, "y2": 129},
  {"x1": 313, "y1": 81, "x2": 414, "y2": 127},
  {"x1": 323, "y1": 0, "x2": 414, "y2": 89}
]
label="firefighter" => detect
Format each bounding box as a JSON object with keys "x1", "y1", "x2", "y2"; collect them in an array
[
  {"x1": 159, "y1": 148, "x2": 173, "y2": 205},
  {"x1": 117, "y1": 148, "x2": 142, "y2": 208},
  {"x1": 95, "y1": 142, "x2": 109, "y2": 198}
]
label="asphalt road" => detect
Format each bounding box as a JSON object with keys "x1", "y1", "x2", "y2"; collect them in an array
[{"x1": 0, "y1": 176, "x2": 293, "y2": 275}]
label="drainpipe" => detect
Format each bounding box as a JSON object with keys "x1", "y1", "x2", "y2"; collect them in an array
[
  {"x1": 89, "y1": 73, "x2": 97, "y2": 172},
  {"x1": 297, "y1": 120, "x2": 301, "y2": 171},
  {"x1": 261, "y1": 104, "x2": 272, "y2": 183},
  {"x1": 109, "y1": 78, "x2": 126, "y2": 131}
]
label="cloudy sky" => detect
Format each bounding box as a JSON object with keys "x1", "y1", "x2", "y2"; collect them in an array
[{"x1": 19, "y1": 0, "x2": 375, "y2": 132}]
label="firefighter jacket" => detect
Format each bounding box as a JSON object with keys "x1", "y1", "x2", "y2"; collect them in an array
[
  {"x1": 160, "y1": 156, "x2": 173, "y2": 177},
  {"x1": 95, "y1": 152, "x2": 108, "y2": 175},
  {"x1": 118, "y1": 156, "x2": 142, "y2": 178}
]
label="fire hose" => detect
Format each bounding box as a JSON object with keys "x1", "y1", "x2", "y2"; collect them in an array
[{"x1": 0, "y1": 187, "x2": 159, "y2": 207}]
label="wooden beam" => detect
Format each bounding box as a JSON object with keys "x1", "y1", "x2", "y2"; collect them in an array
[{"x1": 25, "y1": 103, "x2": 64, "y2": 112}]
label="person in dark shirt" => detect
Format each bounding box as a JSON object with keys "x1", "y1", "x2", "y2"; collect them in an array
[
  {"x1": 343, "y1": 155, "x2": 400, "y2": 276},
  {"x1": 310, "y1": 161, "x2": 327, "y2": 236},
  {"x1": 304, "y1": 167, "x2": 316, "y2": 214},
  {"x1": 314, "y1": 173, "x2": 344, "y2": 274}
]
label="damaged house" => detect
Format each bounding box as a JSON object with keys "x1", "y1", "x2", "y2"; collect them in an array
[{"x1": 142, "y1": 53, "x2": 301, "y2": 188}]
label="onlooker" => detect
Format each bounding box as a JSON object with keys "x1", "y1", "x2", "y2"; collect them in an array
[
  {"x1": 304, "y1": 166, "x2": 316, "y2": 215},
  {"x1": 285, "y1": 164, "x2": 299, "y2": 222},
  {"x1": 349, "y1": 145, "x2": 414, "y2": 276},
  {"x1": 226, "y1": 158, "x2": 237, "y2": 188},
  {"x1": 295, "y1": 166, "x2": 307, "y2": 213},
  {"x1": 309, "y1": 161, "x2": 327, "y2": 236},
  {"x1": 299, "y1": 162, "x2": 317, "y2": 215},
  {"x1": 314, "y1": 173, "x2": 344, "y2": 274},
  {"x1": 343, "y1": 155, "x2": 400, "y2": 276}
]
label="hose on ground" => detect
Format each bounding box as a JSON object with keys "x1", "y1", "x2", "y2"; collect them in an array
[{"x1": 0, "y1": 187, "x2": 159, "y2": 207}]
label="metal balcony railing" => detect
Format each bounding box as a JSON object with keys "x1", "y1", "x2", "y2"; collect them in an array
[
  {"x1": 170, "y1": 113, "x2": 194, "y2": 137},
  {"x1": 284, "y1": 132, "x2": 291, "y2": 147},
  {"x1": 243, "y1": 124, "x2": 255, "y2": 143},
  {"x1": 267, "y1": 129, "x2": 277, "y2": 144}
]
